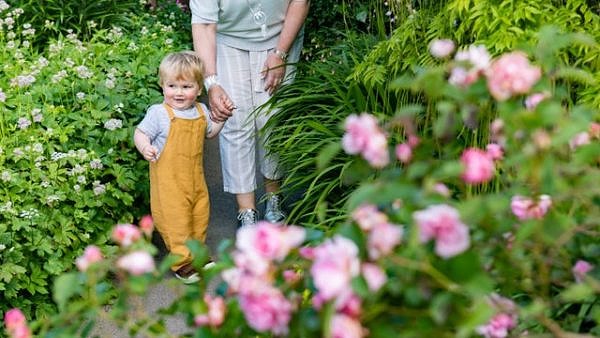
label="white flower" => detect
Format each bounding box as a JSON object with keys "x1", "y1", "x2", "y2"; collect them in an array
[{"x1": 104, "y1": 118, "x2": 123, "y2": 131}]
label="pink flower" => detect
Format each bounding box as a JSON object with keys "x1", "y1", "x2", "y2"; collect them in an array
[
  {"x1": 330, "y1": 314, "x2": 366, "y2": 338},
  {"x1": 407, "y1": 134, "x2": 420, "y2": 148},
  {"x1": 524, "y1": 92, "x2": 550, "y2": 110},
  {"x1": 433, "y1": 183, "x2": 451, "y2": 197},
  {"x1": 461, "y1": 148, "x2": 495, "y2": 184},
  {"x1": 236, "y1": 221, "x2": 305, "y2": 262},
  {"x1": 486, "y1": 51, "x2": 541, "y2": 101},
  {"x1": 413, "y1": 204, "x2": 470, "y2": 258},
  {"x1": 310, "y1": 236, "x2": 360, "y2": 301},
  {"x1": 4, "y1": 309, "x2": 31, "y2": 338},
  {"x1": 449, "y1": 66, "x2": 479, "y2": 87},
  {"x1": 455, "y1": 45, "x2": 491, "y2": 71},
  {"x1": 238, "y1": 279, "x2": 293, "y2": 336},
  {"x1": 4, "y1": 309, "x2": 26, "y2": 331},
  {"x1": 476, "y1": 294, "x2": 518, "y2": 338},
  {"x1": 283, "y1": 269, "x2": 301, "y2": 284},
  {"x1": 362, "y1": 132, "x2": 390, "y2": 168},
  {"x1": 138, "y1": 215, "x2": 154, "y2": 237},
  {"x1": 116, "y1": 251, "x2": 155, "y2": 275},
  {"x1": 367, "y1": 222, "x2": 403, "y2": 260},
  {"x1": 336, "y1": 292, "x2": 362, "y2": 318},
  {"x1": 569, "y1": 131, "x2": 590, "y2": 150},
  {"x1": 572, "y1": 260, "x2": 593, "y2": 283},
  {"x1": 486, "y1": 143, "x2": 504, "y2": 161},
  {"x1": 194, "y1": 294, "x2": 226, "y2": 327},
  {"x1": 476, "y1": 313, "x2": 517, "y2": 338},
  {"x1": 532, "y1": 129, "x2": 552, "y2": 150},
  {"x1": 75, "y1": 245, "x2": 103, "y2": 272},
  {"x1": 362, "y1": 263, "x2": 386, "y2": 292},
  {"x1": 510, "y1": 194, "x2": 552, "y2": 220},
  {"x1": 429, "y1": 39, "x2": 455, "y2": 58},
  {"x1": 395, "y1": 143, "x2": 412, "y2": 163},
  {"x1": 342, "y1": 113, "x2": 378, "y2": 154},
  {"x1": 351, "y1": 204, "x2": 388, "y2": 232},
  {"x1": 449, "y1": 45, "x2": 491, "y2": 87},
  {"x1": 111, "y1": 223, "x2": 142, "y2": 247},
  {"x1": 342, "y1": 113, "x2": 389, "y2": 168},
  {"x1": 589, "y1": 122, "x2": 600, "y2": 139}
]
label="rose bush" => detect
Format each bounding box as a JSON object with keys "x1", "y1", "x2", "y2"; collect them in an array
[{"x1": 4, "y1": 26, "x2": 599, "y2": 337}]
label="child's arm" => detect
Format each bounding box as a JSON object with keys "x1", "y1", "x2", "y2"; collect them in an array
[
  {"x1": 206, "y1": 119, "x2": 225, "y2": 139},
  {"x1": 134, "y1": 128, "x2": 158, "y2": 162}
]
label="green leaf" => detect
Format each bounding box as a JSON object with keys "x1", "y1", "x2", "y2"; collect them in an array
[
  {"x1": 53, "y1": 272, "x2": 80, "y2": 311},
  {"x1": 560, "y1": 283, "x2": 595, "y2": 302},
  {"x1": 316, "y1": 141, "x2": 342, "y2": 171}
]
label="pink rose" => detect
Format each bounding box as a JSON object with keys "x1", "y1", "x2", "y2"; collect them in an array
[
  {"x1": 111, "y1": 223, "x2": 142, "y2": 247},
  {"x1": 362, "y1": 132, "x2": 390, "y2": 168},
  {"x1": 116, "y1": 251, "x2": 155, "y2": 275},
  {"x1": 455, "y1": 45, "x2": 491, "y2": 71},
  {"x1": 351, "y1": 204, "x2": 388, "y2": 232},
  {"x1": 4, "y1": 309, "x2": 26, "y2": 331},
  {"x1": 413, "y1": 204, "x2": 470, "y2": 258},
  {"x1": 330, "y1": 314, "x2": 366, "y2": 338},
  {"x1": 310, "y1": 236, "x2": 360, "y2": 301},
  {"x1": 476, "y1": 313, "x2": 517, "y2": 338},
  {"x1": 283, "y1": 269, "x2": 301, "y2": 284},
  {"x1": 194, "y1": 294, "x2": 226, "y2": 327},
  {"x1": 342, "y1": 113, "x2": 389, "y2": 168},
  {"x1": 486, "y1": 143, "x2": 504, "y2": 161},
  {"x1": 433, "y1": 183, "x2": 451, "y2": 197},
  {"x1": 429, "y1": 39, "x2": 455, "y2": 59},
  {"x1": 510, "y1": 194, "x2": 552, "y2": 220},
  {"x1": 395, "y1": 143, "x2": 412, "y2": 163},
  {"x1": 236, "y1": 221, "x2": 305, "y2": 262},
  {"x1": 569, "y1": 131, "x2": 590, "y2": 150},
  {"x1": 367, "y1": 222, "x2": 403, "y2": 260},
  {"x1": 75, "y1": 245, "x2": 103, "y2": 272},
  {"x1": 572, "y1": 260, "x2": 593, "y2": 283},
  {"x1": 461, "y1": 148, "x2": 495, "y2": 184},
  {"x1": 138, "y1": 215, "x2": 154, "y2": 237},
  {"x1": 476, "y1": 294, "x2": 518, "y2": 338},
  {"x1": 589, "y1": 122, "x2": 600, "y2": 139},
  {"x1": 238, "y1": 280, "x2": 293, "y2": 336},
  {"x1": 486, "y1": 51, "x2": 541, "y2": 101},
  {"x1": 524, "y1": 92, "x2": 549, "y2": 110},
  {"x1": 362, "y1": 263, "x2": 387, "y2": 292},
  {"x1": 4, "y1": 309, "x2": 31, "y2": 338}
]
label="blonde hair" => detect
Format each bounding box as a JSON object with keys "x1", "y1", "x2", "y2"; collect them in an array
[{"x1": 158, "y1": 51, "x2": 204, "y2": 87}]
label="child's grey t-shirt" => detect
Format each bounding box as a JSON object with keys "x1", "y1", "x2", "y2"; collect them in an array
[{"x1": 136, "y1": 103, "x2": 212, "y2": 157}]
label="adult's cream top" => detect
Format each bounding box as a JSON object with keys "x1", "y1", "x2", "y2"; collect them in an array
[{"x1": 190, "y1": 0, "x2": 293, "y2": 51}]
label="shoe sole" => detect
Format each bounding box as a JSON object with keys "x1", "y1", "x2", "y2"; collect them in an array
[{"x1": 174, "y1": 272, "x2": 200, "y2": 284}]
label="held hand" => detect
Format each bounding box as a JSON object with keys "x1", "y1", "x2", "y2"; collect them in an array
[
  {"x1": 208, "y1": 85, "x2": 235, "y2": 122},
  {"x1": 142, "y1": 145, "x2": 158, "y2": 162},
  {"x1": 262, "y1": 54, "x2": 286, "y2": 95}
]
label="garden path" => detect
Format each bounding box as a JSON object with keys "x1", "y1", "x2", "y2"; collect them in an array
[{"x1": 93, "y1": 137, "x2": 261, "y2": 337}]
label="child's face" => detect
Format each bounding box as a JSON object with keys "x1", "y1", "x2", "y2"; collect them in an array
[{"x1": 162, "y1": 76, "x2": 200, "y2": 110}]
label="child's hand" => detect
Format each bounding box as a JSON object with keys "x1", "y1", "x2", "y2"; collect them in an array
[{"x1": 142, "y1": 144, "x2": 158, "y2": 162}]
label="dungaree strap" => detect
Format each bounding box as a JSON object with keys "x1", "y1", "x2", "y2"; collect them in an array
[{"x1": 163, "y1": 104, "x2": 176, "y2": 120}]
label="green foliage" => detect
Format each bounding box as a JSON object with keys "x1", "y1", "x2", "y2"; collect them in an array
[
  {"x1": 266, "y1": 33, "x2": 382, "y2": 229},
  {"x1": 0, "y1": 2, "x2": 191, "y2": 318},
  {"x1": 10, "y1": 0, "x2": 142, "y2": 50}
]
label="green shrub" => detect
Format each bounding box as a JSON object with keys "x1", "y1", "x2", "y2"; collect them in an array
[{"x1": 0, "y1": 2, "x2": 191, "y2": 317}]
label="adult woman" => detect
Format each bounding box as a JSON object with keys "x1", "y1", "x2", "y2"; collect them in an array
[{"x1": 190, "y1": 0, "x2": 310, "y2": 227}]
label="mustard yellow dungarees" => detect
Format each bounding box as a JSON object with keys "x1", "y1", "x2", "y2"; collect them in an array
[{"x1": 149, "y1": 103, "x2": 209, "y2": 272}]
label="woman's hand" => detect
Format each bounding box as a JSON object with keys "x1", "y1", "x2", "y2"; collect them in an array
[
  {"x1": 208, "y1": 85, "x2": 235, "y2": 122},
  {"x1": 262, "y1": 53, "x2": 287, "y2": 95}
]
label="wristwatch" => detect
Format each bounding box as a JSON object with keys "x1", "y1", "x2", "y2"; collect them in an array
[
  {"x1": 204, "y1": 75, "x2": 219, "y2": 90},
  {"x1": 272, "y1": 49, "x2": 288, "y2": 62}
]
